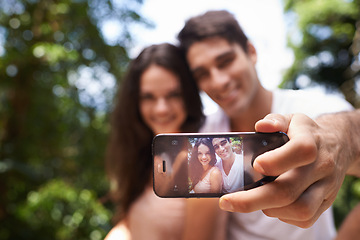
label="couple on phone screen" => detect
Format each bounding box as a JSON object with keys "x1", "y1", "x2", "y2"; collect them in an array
[{"x1": 189, "y1": 137, "x2": 244, "y2": 194}]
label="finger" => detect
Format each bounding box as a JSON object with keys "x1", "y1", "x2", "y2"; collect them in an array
[
  {"x1": 254, "y1": 117, "x2": 318, "y2": 176},
  {"x1": 255, "y1": 113, "x2": 293, "y2": 133},
  {"x1": 263, "y1": 176, "x2": 338, "y2": 228},
  {"x1": 277, "y1": 201, "x2": 333, "y2": 228},
  {"x1": 253, "y1": 132, "x2": 317, "y2": 176},
  {"x1": 219, "y1": 165, "x2": 321, "y2": 213},
  {"x1": 262, "y1": 181, "x2": 325, "y2": 220}
]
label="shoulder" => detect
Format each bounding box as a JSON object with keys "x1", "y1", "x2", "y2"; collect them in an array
[
  {"x1": 104, "y1": 221, "x2": 131, "y2": 240},
  {"x1": 210, "y1": 166, "x2": 222, "y2": 179},
  {"x1": 272, "y1": 88, "x2": 353, "y2": 118}
]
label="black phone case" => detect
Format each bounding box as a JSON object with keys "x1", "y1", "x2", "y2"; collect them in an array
[{"x1": 152, "y1": 132, "x2": 289, "y2": 198}]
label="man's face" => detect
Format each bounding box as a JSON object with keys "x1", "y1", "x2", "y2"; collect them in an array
[
  {"x1": 186, "y1": 37, "x2": 259, "y2": 117},
  {"x1": 212, "y1": 138, "x2": 233, "y2": 161}
]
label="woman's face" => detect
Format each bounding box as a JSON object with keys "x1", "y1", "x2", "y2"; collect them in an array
[
  {"x1": 139, "y1": 64, "x2": 187, "y2": 135},
  {"x1": 197, "y1": 143, "x2": 212, "y2": 167}
]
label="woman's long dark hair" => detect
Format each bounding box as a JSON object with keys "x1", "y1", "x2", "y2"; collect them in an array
[
  {"x1": 106, "y1": 43, "x2": 205, "y2": 223},
  {"x1": 189, "y1": 138, "x2": 217, "y2": 188}
]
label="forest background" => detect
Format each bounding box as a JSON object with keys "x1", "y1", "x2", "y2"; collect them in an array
[{"x1": 1, "y1": 0, "x2": 360, "y2": 239}]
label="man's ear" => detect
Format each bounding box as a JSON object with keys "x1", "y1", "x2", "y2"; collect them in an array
[{"x1": 247, "y1": 41, "x2": 257, "y2": 64}]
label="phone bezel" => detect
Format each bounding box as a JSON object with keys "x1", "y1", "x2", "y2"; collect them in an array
[{"x1": 152, "y1": 132, "x2": 289, "y2": 198}]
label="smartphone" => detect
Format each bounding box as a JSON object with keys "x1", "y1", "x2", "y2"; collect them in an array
[{"x1": 152, "y1": 132, "x2": 289, "y2": 198}]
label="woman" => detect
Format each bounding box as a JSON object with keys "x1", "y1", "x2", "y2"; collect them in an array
[
  {"x1": 189, "y1": 138, "x2": 222, "y2": 193},
  {"x1": 105, "y1": 43, "x2": 226, "y2": 240}
]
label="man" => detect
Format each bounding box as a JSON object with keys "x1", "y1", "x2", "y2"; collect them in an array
[
  {"x1": 212, "y1": 137, "x2": 244, "y2": 192},
  {"x1": 177, "y1": 10, "x2": 354, "y2": 240}
]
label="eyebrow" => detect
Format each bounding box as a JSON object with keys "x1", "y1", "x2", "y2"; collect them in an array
[
  {"x1": 215, "y1": 49, "x2": 236, "y2": 63},
  {"x1": 191, "y1": 48, "x2": 236, "y2": 74}
]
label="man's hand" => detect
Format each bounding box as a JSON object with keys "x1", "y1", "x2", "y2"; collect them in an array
[{"x1": 219, "y1": 113, "x2": 354, "y2": 228}]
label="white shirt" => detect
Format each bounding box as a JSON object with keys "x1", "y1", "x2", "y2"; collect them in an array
[
  {"x1": 200, "y1": 88, "x2": 354, "y2": 240},
  {"x1": 216, "y1": 153, "x2": 244, "y2": 193}
]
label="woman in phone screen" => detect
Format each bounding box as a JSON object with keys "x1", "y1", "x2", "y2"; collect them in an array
[
  {"x1": 105, "y1": 43, "x2": 227, "y2": 240},
  {"x1": 189, "y1": 138, "x2": 222, "y2": 193}
]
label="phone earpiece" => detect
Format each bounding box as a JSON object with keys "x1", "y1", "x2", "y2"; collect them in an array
[{"x1": 162, "y1": 160, "x2": 166, "y2": 173}]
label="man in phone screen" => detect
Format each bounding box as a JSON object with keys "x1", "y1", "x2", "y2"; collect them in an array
[{"x1": 212, "y1": 138, "x2": 244, "y2": 193}]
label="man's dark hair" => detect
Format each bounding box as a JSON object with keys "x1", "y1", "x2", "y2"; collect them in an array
[{"x1": 177, "y1": 10, "x2": 249, "y2": 54}]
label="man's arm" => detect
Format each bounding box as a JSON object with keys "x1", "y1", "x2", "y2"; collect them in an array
[
  {"x1": 335, "y1": 203, "x2": 360, "y2": 240},
  {"x1": 315, "y1": 110, "x2": 360, "y2": 176},
  {"x1": 218, "y1": 110, "x2": 360, "y2": 228}
]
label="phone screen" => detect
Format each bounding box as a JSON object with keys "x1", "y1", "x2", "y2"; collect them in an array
[{"x1": 152, "y1": 132, "x2": 289, "y2": 198}]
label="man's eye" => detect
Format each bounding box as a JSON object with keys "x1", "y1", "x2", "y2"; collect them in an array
[
  {"x1": 218, "y1": 57, "x2": 233, "y2": 69},
  {"x1": 220, "y1": 141, "x2": 227, "y2": 146}
]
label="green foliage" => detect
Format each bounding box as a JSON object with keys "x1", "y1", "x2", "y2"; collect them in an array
[
  {"x1": 333, "y1": 176, "x2": 360, "y2": 228},
  {"x1": 14, "y1": 179, "x2": 112, "y2": 240},
  {"x1": 282, "y1": 0, "x2": 360, "y2": 108},
  {"x1": 0, "y1": 0, "x2": 148, "y2": 239},
  {"x1": 230, "y1": 137, "x2": 243, "y2": 154}
]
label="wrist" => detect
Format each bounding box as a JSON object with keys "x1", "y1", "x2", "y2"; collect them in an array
[{"x1": 316, "y1": 111, "x2": 360, "y2": 177}]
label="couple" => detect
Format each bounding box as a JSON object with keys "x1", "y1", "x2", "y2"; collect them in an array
[
  {"x1": 106, "y1": 9, "x2": 354, "y2": 240},
  {"x1": 190, "y1": 137, "x2": 244, "y2": 194}
]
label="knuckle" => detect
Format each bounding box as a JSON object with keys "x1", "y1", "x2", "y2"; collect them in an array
[
  {"x1": 274, "y1": 183, "x2": 298, "y2": 206},
  {"x1": 294, "y1": 219, "x2": 316, "y2": 229},
  {"x1": 293, "y1": 204, "x2": 314, "y2": 221},
  {"x1": 318, "y1": 155, "x2": 335, "y2": 174},
  {"x1": 298, "y1": 140, "x2": 317, "y2": 164}
]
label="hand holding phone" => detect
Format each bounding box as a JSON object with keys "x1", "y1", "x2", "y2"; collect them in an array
[{"x1": 153, "y1": 132, "x2": 289, "y2": 198}]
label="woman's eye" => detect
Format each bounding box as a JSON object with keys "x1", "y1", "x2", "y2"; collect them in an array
[
  {"x1": 140, "y1": 94, "x2": 154, "y2": 101},
  {"x1": 194, "y1": 71, "x2": 209, "y2": 82},
  {"x1": 167, "y1": 91, "x2": 182, "y2": 99}
]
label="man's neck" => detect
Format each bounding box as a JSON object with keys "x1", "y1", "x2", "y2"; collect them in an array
[
  {"x1": 230, "y1": 87, "x2": 273, "y2": 132},
  {"x1": 223, "y1": 152, "x2": 236, "y2": 175}
]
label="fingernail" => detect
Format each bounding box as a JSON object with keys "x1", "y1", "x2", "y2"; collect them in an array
[
  {"x1": 219, "y1": 198, "x2": 234, "y2": 212},
  {"x1": 264, "y1": 118, "x2": 277, "y2": 124}
]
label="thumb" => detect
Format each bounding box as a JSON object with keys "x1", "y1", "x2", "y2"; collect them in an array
[{"x1": 255, "y1": 113, "x2": 293, "y2": 133}]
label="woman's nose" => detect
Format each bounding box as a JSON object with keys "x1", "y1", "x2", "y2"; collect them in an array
[{"x1": 154, "y1": 98, "x2": 169, "y2": 113}]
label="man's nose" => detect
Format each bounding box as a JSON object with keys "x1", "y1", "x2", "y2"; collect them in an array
[
  {"x1": 219, "y1": 145, "x2": 226, "y2": 151},
  {"x1": 209, "y1": 68, "x2": 231, "y2": 89}
]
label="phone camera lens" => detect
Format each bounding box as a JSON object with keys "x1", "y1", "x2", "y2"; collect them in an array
[{"x1": 262, "y1": 140, "x2": 268, "y2": 146}]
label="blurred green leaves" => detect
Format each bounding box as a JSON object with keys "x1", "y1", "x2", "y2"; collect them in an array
[
  {"x1": 0, "y1": 0, "x2": 147, "y2": 239},
  {"x1": 282, "y1": 0, "x2": 360, "y2": 108},
  {"x1": 32, "y1": 42, "x2": 79, "y2": 64},
  {"x1": 15, "y1": 179, "x2": 111, "y2": 240}
]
